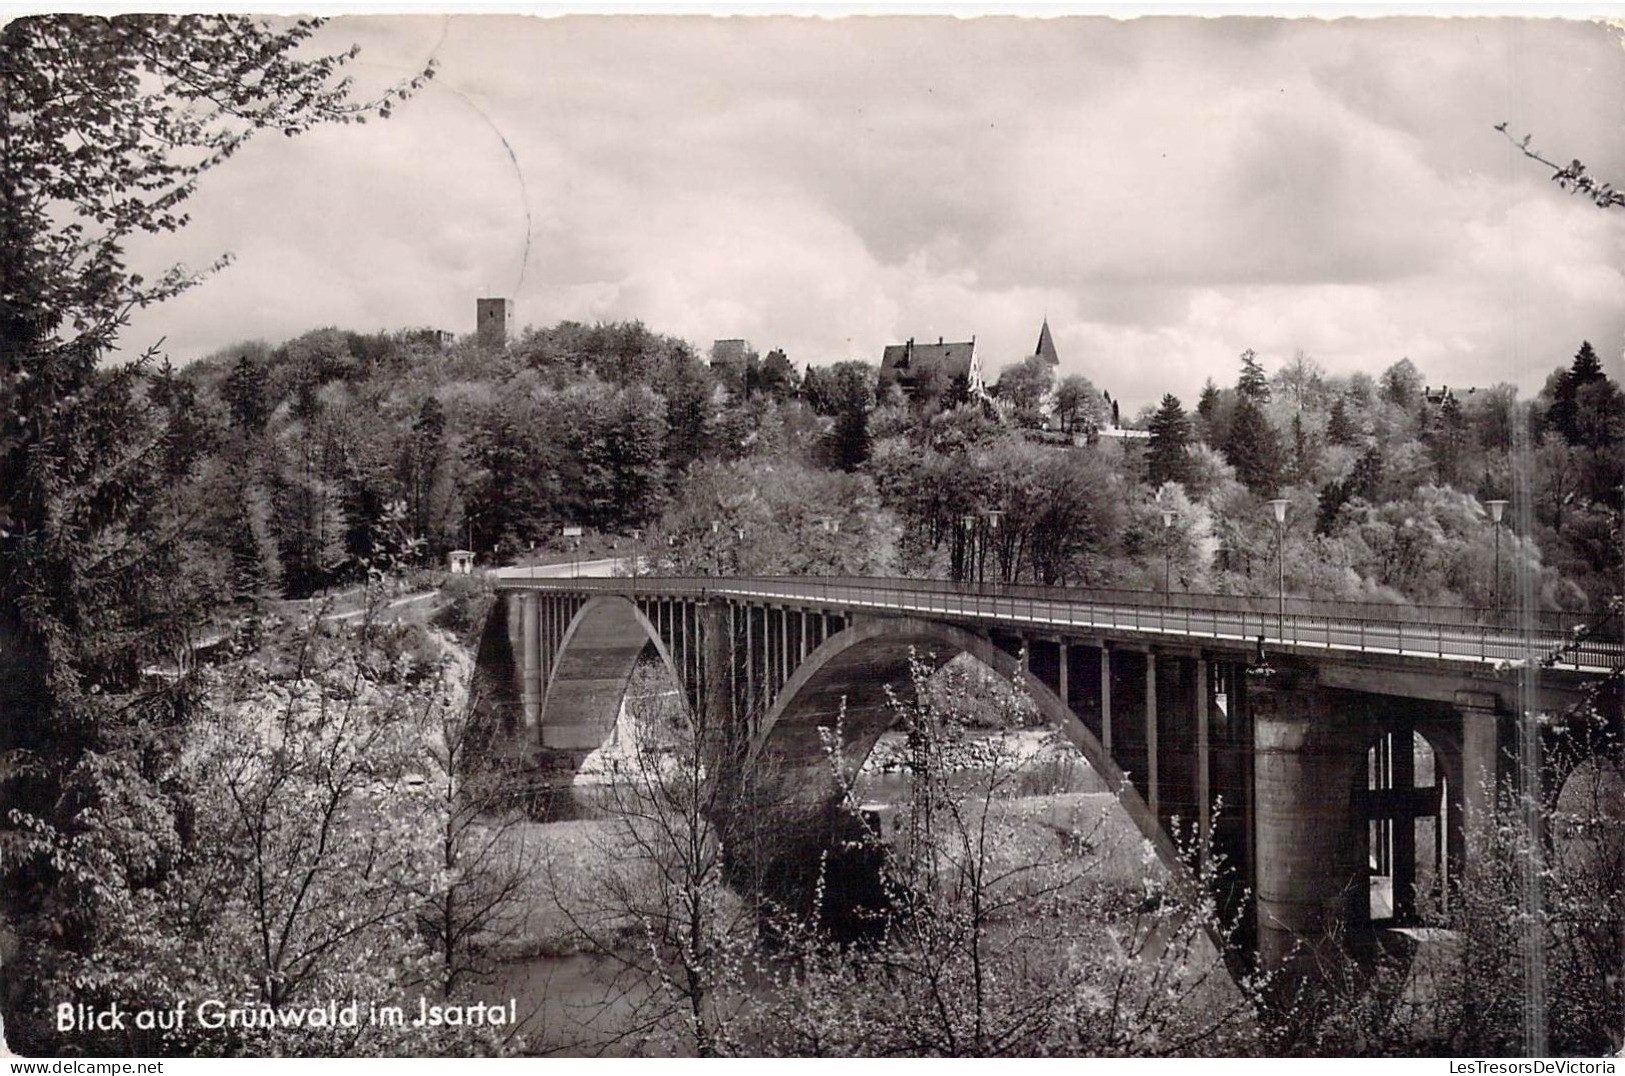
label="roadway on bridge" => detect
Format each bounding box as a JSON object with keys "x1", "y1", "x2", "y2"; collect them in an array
[
  {"x1": 492, "y1": 558, "x2": 636, "y2": 580},
  {"x1": 496, "y1": 574, "x2": 1619, "y2": 676}
]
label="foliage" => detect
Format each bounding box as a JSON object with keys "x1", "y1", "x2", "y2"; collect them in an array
[
  {"x1": 1053, "y1": 374, "x2": 1109, "y2": 438},
  {"x1": 1223, "y1": 395, "x2": 1281, "y2": 496},
  {"x1": 745, "y1": 658, "x2": 1270, "y2": 1056},
  {"x1": 538, "y1": 663, "x2": 760, "y2": 1056},
  {"x1": 994, "y1": 354, "x2": 1055, "y2": 429},
  {"x1": 651, "y1": 458, "x2": 899, "y2": 577},
  {"x1": 1325, "y1": 396, "x2": 1358, "y2": 447},
  {"x1": 1274, "y1": 351, "x2": 1327, "y2": 412},
  {"x1": 825, "y1": 361, "x2": 877, "y2": 472},
  {"x1": 413, "y1": 673, "x2": 533, "y2": 1000},
  {"x1": 0, "y1": 14, "x2": 433, "y2": 1053},
  {"x1": 1496, "y1": 123, "x2": 1625, "y2": 211},
  {"x1": 1282, "y1": 728, "x2": 1624, "y2": 1057},
  {"x1": 434, "y1": 572, "x2": 496, "y2": 641},
  {"x1": 1379, "y1": 359, "x2": 1423, "y2": 411},
  {"x1": 871, "y1": 434, "x2": 1124, "y2": 586},
  {"x1": 1236, "y1": 349, "x2": 1270, "y2": 404},
  {"x1": 1146, "y1": 394, "x2": 1194, "y2": 487},
  {"x1": 5, "y1": 600, "x2": 521, "y2": 1055}
]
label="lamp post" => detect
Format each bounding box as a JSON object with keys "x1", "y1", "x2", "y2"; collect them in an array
[
  {"x1": 1267, "y1": 498, "x2": 1290, "y2": 642},
  {"x1": 1486, "y1": 499, "x2": 1508, "y2": 617},
  {"x1": 1160, "y1": 505, "x2": 1176, "y2": 599}
]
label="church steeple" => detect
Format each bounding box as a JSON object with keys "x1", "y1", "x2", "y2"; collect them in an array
[{"x1": 1034, "y1": 319, "x2": 1059, "y2": 365}]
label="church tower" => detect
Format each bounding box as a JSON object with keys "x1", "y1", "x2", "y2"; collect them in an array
[{"x1": 1034, "y1": 319, "x2": 1060, "y2": 365}]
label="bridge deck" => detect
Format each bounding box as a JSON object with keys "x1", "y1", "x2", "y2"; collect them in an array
[{"x1": 493, "y1": 573, "x2": 1620, "y2": 675}]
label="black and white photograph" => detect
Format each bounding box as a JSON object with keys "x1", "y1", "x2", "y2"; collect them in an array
[{"x1": 1, "y1": 7, "x2": 1622, "y2": 1060}]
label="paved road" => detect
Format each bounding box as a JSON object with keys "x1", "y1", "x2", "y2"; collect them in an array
[
  {"x1": 496, "y1": 574, "x2": 1619, "y2": 676},
  {"x1": 492, "y1": 557, "x2": 637, "y2": 580},
  {"x1": 323, "y1": 589, "x2": 443, "y2": 623}
]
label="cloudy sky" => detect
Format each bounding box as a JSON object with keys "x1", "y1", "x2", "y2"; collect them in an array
[{"x1": 122, "y1": 12, "x2": 1625, "y2": 412}]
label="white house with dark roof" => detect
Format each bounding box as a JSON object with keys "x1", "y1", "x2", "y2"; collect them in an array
[{"x1": 879, "y1": 335, "x2": 984, "y2": 399}]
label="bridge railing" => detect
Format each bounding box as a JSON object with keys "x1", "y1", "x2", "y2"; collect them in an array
[
  {"x1": 495, "y1": 573, "x2": 1621, "y2": 673},
  {"x1": 752, "y1": 575, "x2": 1579, "y2": 631}
]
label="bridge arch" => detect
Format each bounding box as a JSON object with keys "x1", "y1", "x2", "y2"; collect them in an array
[
  {"x1": 744, "y1": 616, "x2": 1183, "y2": 875},
  {"x1": 541, "y1": 595, "x2": 685, "y2": 753},
  {"x1": 1356, "y1": 725, "x2": 1456, "y2": 925}
]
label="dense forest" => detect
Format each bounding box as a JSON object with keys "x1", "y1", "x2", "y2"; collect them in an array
[{"x1": 168, "y1": 321, "x2": 1622, "y2": 617}]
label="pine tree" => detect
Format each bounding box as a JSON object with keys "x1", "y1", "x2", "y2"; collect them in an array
[
  {"x1": 1316, "y1": 447, "x2": 1386, "y2": 534},
  {"x1": 1570, "y1": 340, "x2": 1604, "y2": 383},
  {"x1": 827, "y1": 362, "x2": 876, "y2": 472},
  {"x1": 1224, "y1": 395, "x2": 1281, "y2": 494},
  {"x1": 1327, "y1": 396, "x2": 1357, "y2": 446},
  {"x1": 403, "y1": 396, "x2": 447, "y2": 552},
  {"x1": 663, "y1": 355, "x2": 714, "y2": 472},
  {"x1": 606, "y1": 387, "x2": 669, "y2": 529},
  {"x1": 223, "y1": 354, "x2": 272, "y2": 434},
  {"x1": 1550, "y1": 341, "x2": 1606, "y2": 446},
  {"x1": 1146, "y1": 394, "x2": 1194, "y2": 487},
  {"x1": 1197, "y1": 379, "x2": 1221, "y2": 421},
  {"x1": 1237, "y1": 349, "x2": 1270, "y2": 403},
  {"x1": 1289, "y1": 412, "x2": 1317, "y2": 485},
  {"x1": 227, "y1": 481, "x2": 283, "y2": 597},
  {"x1": 1427, "y1": 392, "x2": 1469, "y2": 487}
]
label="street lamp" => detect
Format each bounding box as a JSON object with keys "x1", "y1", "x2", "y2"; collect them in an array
[
  {"x1": 1486, "y1": 499, "x2": 1509, "y2": 617},
  {"x1": 1160, "y1": 505, "x2": 1176, "y2": 598},
  {"x1": 1266, "y1": 498, "x2": 1290, "y2": 642}
]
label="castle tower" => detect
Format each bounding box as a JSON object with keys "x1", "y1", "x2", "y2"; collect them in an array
[{"x1": 476, "y1": 297, "x2": 513, "y2": 348}]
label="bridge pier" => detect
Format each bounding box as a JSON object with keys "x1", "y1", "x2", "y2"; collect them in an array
[
  {"x1": 1100, "y1": 646, "x2": 1113, "y2": 754},
  {"x1": 1251, "y1": 672, "x2": 1368, "y2": 976},
  {"x1": 1197, "y1": 658, "x2": 1210, "y2": 859},
  {"x1": 1057, "y1": 642, "x2": 1068, "y2": 712},
  {"x1": 1146, "y1": 656, "x2": 1159, "y2": 818},
  {"x1": 1454, "y1": 691, "x2": 1507, "y2": 851},
  {"x1": 520, "y1": 593, "x2": 541, "y2": 733},
  {"x1": 1151, "y1": 654, "x2": 1201, "y2": 842}
]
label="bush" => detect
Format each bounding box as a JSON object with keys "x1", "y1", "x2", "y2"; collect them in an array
[{"x1": 435, "y1": 573, "x2": 496, "y2": 640}]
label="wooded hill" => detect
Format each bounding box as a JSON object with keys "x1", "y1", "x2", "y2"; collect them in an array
[{"x1": 172, "y1": 322, "x2": 1620, "y2": 617}]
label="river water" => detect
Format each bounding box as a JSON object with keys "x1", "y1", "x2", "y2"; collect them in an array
[{"x1": 479, "y1": 730, "x2": 1141, "y2": 1055}]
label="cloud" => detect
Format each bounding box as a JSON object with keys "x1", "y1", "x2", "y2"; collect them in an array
[{"x1": 115, "y1": 14, "x2": 1625, "y2": 412}]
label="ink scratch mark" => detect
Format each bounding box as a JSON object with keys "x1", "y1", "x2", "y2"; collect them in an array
[
  {"x1": 356, "y1": 16, "x2": 533, "y2": 294},
  {"x1": 441, "y1": 83, "x2": 533, "y2": 294}
]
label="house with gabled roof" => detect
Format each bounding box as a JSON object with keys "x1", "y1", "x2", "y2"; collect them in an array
[{"x1": 879, "y1": 335, "x2": 984, "y2": 400}]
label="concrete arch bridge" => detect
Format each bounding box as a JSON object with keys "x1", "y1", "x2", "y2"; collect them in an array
[{"x1": 475, "y1": 573, "x2": 1620, "y2": 972}]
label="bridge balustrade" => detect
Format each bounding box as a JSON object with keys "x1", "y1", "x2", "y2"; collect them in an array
[{"x1": 495, "y1": 572, "x2": 1621, "y2": 673}]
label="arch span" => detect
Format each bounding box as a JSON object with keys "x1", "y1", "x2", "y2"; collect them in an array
[
  {"x1": 744, "y1": 616, "x2": 1183, "y2": 875},
  {"x1": 542, "y1": 595, "x2": 685, "y2": 752}
]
